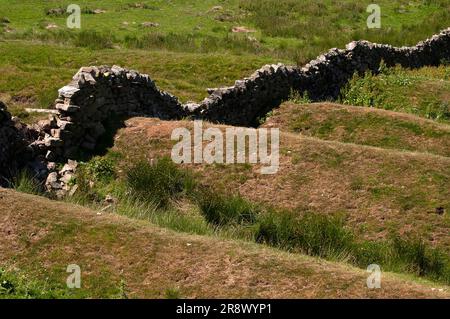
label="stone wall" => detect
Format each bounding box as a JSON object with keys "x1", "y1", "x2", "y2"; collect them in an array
[
  {"x1": 30, "y1": 65, "x2": 187, "y2": 162},
  {"x1": 193, "y1": 27, "x2": 450, "y2": 126},
  {"x1": 39, "y1": 27, "x2": 450, "y2": 156}
]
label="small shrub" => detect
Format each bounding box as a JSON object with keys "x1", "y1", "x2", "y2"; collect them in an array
[
  {"x1": 289, "y1": 89, "x2": 311, "y2": 104},
  {"x1": 0, "y1": 268, "x2": 64, "y2": 298},
  {"x1": 391, "y1": 236, "x2": 449, "y2": 280},
  {"x1": 339, "y1": 71, "x2": 385, "y2": 107},
  {"x1": 126, "y1": 157, "x2": 195, "y2": 209},
  {"x1": 165, "y1": 288, "x2": 181, "y2": 299},
  {"x1": 84, "y1": 156, "x2": 115, "y2": 182},
  {"x1": 422, "y1": 99, "x2": 450, "y2": 121}
]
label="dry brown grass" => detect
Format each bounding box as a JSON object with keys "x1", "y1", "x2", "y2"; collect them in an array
[
  {"x1": 0, "y1": 188, "x2": 448, "y2": 298},
  {"x1": 113, "y1": 116, "x2": 450, "y2": 252}
]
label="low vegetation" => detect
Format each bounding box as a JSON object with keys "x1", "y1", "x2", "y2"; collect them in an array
[
  {"x1": 0, "y1": 267, "x2": 66, "y2": 299},
  {"x1": 262, "y1": 102, "x2": 450, "y2": 157},
  {"x1": 340, "y1": 65, "x2": 450, "y2": 122},
  {"x1": 11, "y1": 170, "x2": 43, "y2": 196},
  {"x1": 58, "y1": 149, "x2": 450, "y2": 285},
  {"x1": 2, "y1": 188, "x2": 447, "y2": 298},
  {"x1": 126, "y1": 157, "x2": 195, "y2": 209}
]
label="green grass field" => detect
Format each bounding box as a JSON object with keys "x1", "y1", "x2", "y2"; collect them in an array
[{"x1": 2, "y1": 0, "x2": 449, "y2": 61}]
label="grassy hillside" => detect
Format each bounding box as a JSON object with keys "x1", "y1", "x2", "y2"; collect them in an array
[
  {"x1": 1, "y1": 188, "x2": 448, "y2": 298},
  {"x1": 108, "y1": 116, "x2": 450, "y2": 255},
  {"x1": 1, "y1": 0, "x2": 449, "y2": 63}
]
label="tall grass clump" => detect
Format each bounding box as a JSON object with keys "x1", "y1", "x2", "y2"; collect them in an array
[
  {"x1": 114, "y1": 195, "x2": 212, "y2": 236},
  {"x1": 256, "y1": 211, "x2": 354, "y2": 260},
  {"x1": 390, "y1": 236, "x2": 449, "y2": 282},
  {"x1": 126, "y1": 157, "x2": 195, "y2": 209},
  {"x1": 11, "y1": 170, "x2": 43, "y2": 196},
  {"x1": 354, "y1": 235, "x2": 450, "y2": 284},
  {"x1": 72, "y1": 30, "x2": 115, "y2": 50},
  {"x1": 196, "y1": 190, "x2": 259, "y2": 226}
]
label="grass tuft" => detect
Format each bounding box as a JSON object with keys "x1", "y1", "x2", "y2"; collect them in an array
[
  {"x1": 196, "y1": 191, "x2": 259, "y2": 226},
  {"x1": 11, "y1": 170, "x2": 43, "y2": 196},
  {"x1": 126, "y1": 157, "x2": 195, "y2": 209},
  {"x1": 256, "y1": 211, "x2": 354, "y2": 261}
]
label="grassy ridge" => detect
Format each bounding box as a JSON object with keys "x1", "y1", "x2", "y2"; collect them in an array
[
  {"x1": 263, "y1": 102, "x2": 450, "y2": 157},
  {"x1": 4, "y1": 188, "x2": 449, "y2": 298},
  {"x1": 108, "y1": 118, "x2": 450, "y2": 254},
  {"x1": 60, "y1": 154, "x2": 450, "y2": 284},
  {"x1": 339, "y1": 65, "x2": 450, "y2": 123},
  {"x1": 9, "y1": 159, "x2": 450, "y2": 289}
]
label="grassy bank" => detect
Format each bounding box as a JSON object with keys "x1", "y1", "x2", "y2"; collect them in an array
[{"x1": 36, "y1": 153, "x2": 448, "y2": 286}]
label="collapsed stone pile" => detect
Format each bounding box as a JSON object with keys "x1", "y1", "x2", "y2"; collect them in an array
[
  {"x1": 1, "y1": 27, "x2": 450, "y2": 195},
  {"x1": 45, "y1": 159, "x2": 78, "y2": 198}
]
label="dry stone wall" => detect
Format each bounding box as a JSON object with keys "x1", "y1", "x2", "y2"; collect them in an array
[
  {"x1": 193, "y1": 27, "x2": 450, "y2": 126},
  {"x1": 31, "y1": 65, "x2": 187, "y2": 162},
  {"x1": 41, "y1": 27, "x2": 450, "y2": 157}
]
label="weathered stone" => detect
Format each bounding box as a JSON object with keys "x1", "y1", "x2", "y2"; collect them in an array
[
  {"x1": 58, "y1": 86, "x2": 80, "y2": 98},
  {"x1": 47, "y1": 162, "x2": 57, "y2": 171},
  {"x1": 60, "y1": 160, "x2": 78, "y2": 174},
  {"x1": 44, "y1": 136, "x2": 63, "y2": 148},
  {"x1": 60, "y1": 172, "x2": 74, "y2": 184},
  {"x1": 45, "y1": 172, "x2": 61, "y2": 190},
  {"x1": 55, "y1": 103, "x2": 80, "y2": 113}
]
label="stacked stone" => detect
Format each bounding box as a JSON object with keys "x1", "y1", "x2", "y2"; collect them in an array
[
  {"x1": 45, "y1": 159, "x2": 78, "y2": 198},
  {"x1": 194, "y1": 27, "x2": 450, "y2": 127},
  {"x1": 0, "y1": 102, "x2": 15, "y2": 184},
  {"x1": 28, "y1": 65, "x2": 186, "y2": 162},
  {"x1": 191, "y1": 63, "x2": 300, "y2": 127}
]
